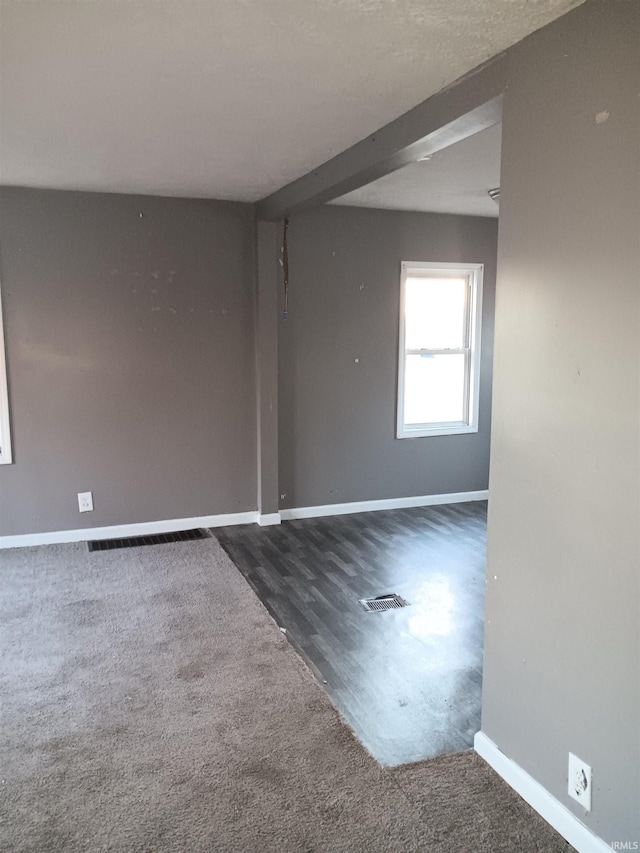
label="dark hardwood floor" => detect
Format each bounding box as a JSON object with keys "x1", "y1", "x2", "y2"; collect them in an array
[{"x1": 215, "y1": 501, "x2": 487, "y2": 767}]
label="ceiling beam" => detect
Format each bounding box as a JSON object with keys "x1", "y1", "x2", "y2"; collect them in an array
[{"x1": 256, "y1": 53, "x2": 506, "y2": 222}]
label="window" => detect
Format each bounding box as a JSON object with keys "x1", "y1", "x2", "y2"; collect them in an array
[
  {"x1": 397, "y1": 261, "x2": 483, "y2": 439},
  {"x1": 0, "y1": 282, "x2": 12, "y2": 464}
]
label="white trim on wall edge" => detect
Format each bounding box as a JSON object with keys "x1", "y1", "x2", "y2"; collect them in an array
[
  {"x1": 0, "y1": 512, "x2": 258, "y2": 550},
  {"x1": 474, "y1": 732, "x2": 611, "y2": 853},
  {"x1": 0, "y1": 491, "x2": 488, "y2": 549},
  {"x1": 280, "y1": 490, "x2": 488, "y2": 521},
  {"x1": 257, "y1": 513, "x2": 282, "y2": 527}
]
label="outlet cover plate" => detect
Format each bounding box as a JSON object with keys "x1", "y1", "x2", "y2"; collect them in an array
[
  {"x1": 78, "y1": 491, "x2": 93, "y2": 513},
  {"x1": 568, "y1": 752, "x2": 592, "y2": 812}
]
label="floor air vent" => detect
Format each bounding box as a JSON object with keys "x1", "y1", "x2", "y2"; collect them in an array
[
  {"x1": 88, "y1": 528, "x2": 208, "y2": 552},
  {"x1": 358, "y1": 594, "x2": 408, "y2": 612}
]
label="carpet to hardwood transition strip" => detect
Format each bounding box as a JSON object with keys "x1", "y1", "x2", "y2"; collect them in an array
[{"x1": 0, "y1": 538, "x2": 573, "y2": 852}]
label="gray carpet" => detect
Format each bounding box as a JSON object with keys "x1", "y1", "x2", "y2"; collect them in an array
[{"x1": 0, "y1": 536, "x2": 573, "y2": 853}]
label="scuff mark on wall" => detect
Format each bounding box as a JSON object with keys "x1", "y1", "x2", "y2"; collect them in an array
[
  {"x1": 595, "y1": 110, "x2": 610, "y2": 124},
  {"x1": 18, "y1": 343, "x2": 97, "y2": 371}
]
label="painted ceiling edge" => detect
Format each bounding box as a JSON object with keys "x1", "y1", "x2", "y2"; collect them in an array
[{"x1": 255, "y1": 52, "x2": 507, "y2": 222}]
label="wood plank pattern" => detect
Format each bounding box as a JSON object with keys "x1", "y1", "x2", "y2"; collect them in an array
[{"x1": 215, "y1": 501, "x2": 487, "y2": 766}]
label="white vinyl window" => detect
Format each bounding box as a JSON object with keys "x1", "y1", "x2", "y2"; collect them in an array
[
  {"x1": 0, "y1": 282, "x2": 12, "y2": 464},
  {"x1": 397, "y1": 261, "x2": 483, "y2": 439}
]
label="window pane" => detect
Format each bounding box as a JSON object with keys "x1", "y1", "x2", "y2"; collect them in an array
[
  {"x1": 405, "y1": 276, "x2": 467, "y2": 350},
  {"x1": 404, "y1": 353, "x2": 465, "y2": 425}
]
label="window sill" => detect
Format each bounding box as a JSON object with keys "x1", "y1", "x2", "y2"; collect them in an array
[{"x1": 397, "y1": 424, "x2": 479, "y2": 439}]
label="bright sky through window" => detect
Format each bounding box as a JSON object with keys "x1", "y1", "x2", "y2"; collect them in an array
[{"x1": 397, "y1": 263, "x2": 483, "y2": 439}]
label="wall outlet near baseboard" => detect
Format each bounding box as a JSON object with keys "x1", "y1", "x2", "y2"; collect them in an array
[
  {"x1": 568, "y1": 752, "x2": 592, "y2": 812},
  {"x1": 78, "y1": 491, "x2": 94, "y2": 513}
]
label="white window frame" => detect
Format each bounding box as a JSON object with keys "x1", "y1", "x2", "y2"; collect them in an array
[
  {"x1": 397, "y1": 261, "x2": 483, "y2": 439},
  {"x1": 0, "y1": 281, "x2": 12, "y2": 464}
]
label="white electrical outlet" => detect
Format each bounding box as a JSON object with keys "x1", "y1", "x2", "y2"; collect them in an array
[
  {"x1": 78, "y1": 491, "x2": 93, "y2": 513},
  {"x1": 568, "y1": 752, "x2": 592, "y2": 812}
]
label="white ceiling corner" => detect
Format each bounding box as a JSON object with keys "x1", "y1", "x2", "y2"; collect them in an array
[{"x1": 332, "y1": 122, "x2": 502, "y2": 217}]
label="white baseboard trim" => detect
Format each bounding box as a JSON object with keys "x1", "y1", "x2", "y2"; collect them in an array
[
  {"x1": 1, "y1": 491, "x2": 488, "y2": 549},
  {"x1": 280, "y1": 490, "x2": 488, "y2": 521},
  {"x1": 257, "y1": 512, "x2": 282, "y2": 527},
  {"x1": 474, "y1": 732, "x2": 611, "y2": 853},
  {"x1": 0, "y1": 512, "x2": 258, "y2": 550}
]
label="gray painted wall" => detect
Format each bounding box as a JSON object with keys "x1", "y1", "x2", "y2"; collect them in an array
[
  {"x1": 482, "y1": 0, "x2": 639, "y2": 843},
  {"x1": 0, "y1": 188, "x2": 257, "y2": 536},
  {"x1": 278, "y1": 206, "x2": 497, "y2": 509}
]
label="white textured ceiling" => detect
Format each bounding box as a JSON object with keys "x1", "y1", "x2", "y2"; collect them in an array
[
  {"x1": 0, "y1": 0, "x2": 584, "y2": 202},
  {"x1": 333, "y1": 122, "x2": 502, "y2": 217}
]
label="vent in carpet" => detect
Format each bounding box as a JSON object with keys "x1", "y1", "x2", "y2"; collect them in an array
[
  {"x1": 358, "y1": 594, "x2": 408, "y2": 612},
  {"x1": 88, "y1": 528, "x2": 208, "y2": 552}
]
